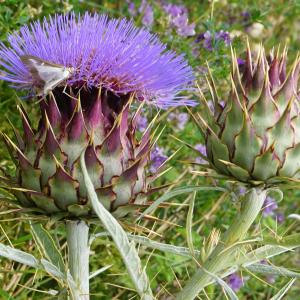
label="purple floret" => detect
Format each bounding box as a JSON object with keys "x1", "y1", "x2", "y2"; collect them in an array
[
  {"x1": 163, "y1": 3, "x2": 195, "y2": 37},
  {"x1": 136, "y1": 114, "x2": 148, "y2": 132},
  {"x1": 196, "y1": 30, "x2": 231, "y2": 51},
  {"x1": 126, "y1": 1, "x2": 137, "y2": 17},
  {"x1": 167, "y1": 112, "x2": 189, "y2": 130},
  {"x1": 0, "y1": 12, "x2": 195, "y2": 108},
  {"x1": 262, "y1": 196, "x2": 278, "y2": 217},
  {"x1": 150, "y1": 146, "x2": 167, "y2": 173},
  {"x1": 215, "y1": 30, "x2": 231, "y2": 46},
  {"x1": 195, "y1": 143, "x2": 207, "y2": 164},
  {"x1": 139, "y1": 0, "x2": 154, "y2": 28},
  {"x1": 227, "y1": 273, "x2": 244, "y2": 292},
  {"x1": 163, "y1": 4, "x2": 188, "y2": 17}
]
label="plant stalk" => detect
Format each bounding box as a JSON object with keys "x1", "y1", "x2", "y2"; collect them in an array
[
  {"x1": 176, "y1": 187, "x2": 267, "y2": 300},
  {"x1": 66, "y1": 220, "x2": 90, "y2": 300}
]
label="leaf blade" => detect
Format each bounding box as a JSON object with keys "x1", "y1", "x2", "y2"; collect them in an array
[
  {"x1": 138, "y1": 186, "x2": 226, "y2": 220},
  {"x1": 30, "y1": 222, "x2": 65, "y2": 273},
  {"x1": 270, "y1": 278, "x2": 296, "y2": 300},
  {"x1": 80, "y1": 152, "x2": 153, "y2": 299}
]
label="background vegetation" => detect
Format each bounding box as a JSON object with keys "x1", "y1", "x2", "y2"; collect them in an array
[{"x1": 0, "y1": 0, "x2": 300, "y2": 299}]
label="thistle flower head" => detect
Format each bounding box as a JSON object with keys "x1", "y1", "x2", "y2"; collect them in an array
[
  {"x1": 193, "y1": 44, "x2": 300, "y2": 185},
  {"x1": 0, "y1": 12, "x2": 194, "y2": 108}
]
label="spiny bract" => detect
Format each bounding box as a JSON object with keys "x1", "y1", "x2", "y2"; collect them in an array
[
  {"x1": 2, "y1": 88, "x2": 160, "y2": 219},
  {"x1": 195, "y1": 44, "x2": 300, "y2": 185}
]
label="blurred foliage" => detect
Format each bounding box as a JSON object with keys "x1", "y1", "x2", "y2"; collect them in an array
[{"x1": 0, "y1": 0, "x2": 300, "y2": 299}]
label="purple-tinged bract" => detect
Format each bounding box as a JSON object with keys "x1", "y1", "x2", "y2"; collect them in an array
[
  {"x1": 192, "y1": 44, "x2": 300, "y2": 185},
  {"x1": 0, "y1": 12, "x2": 194, "y2": 108}
]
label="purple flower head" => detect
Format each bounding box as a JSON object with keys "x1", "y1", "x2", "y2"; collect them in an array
[
  {"x1": 150, "y1": 146, "x2": 167, "y2": 173},
  {"x1": 139, "y1": 0, "x2": 154, "y2": 28},
  {"x1": 164, "y1": 4, "x2": 188, "y2": 17},
  {"x1": 227, "y1": 273, "x2": 244, "y2": 292},
  {"x1": 196, "y1": 30, "x2": 231, "y2": 51},
  {"x1": 276, "y1": 212, "x2": 285, "y2": 223},
  {"x1": 215, "y1": 30, "x2": 231, "y2": 46},
  {"x1": 238, "y1": 186, "x2": 246, "y2": 195},
  {"x1": 126, "y1": 1, "x2": 137, "y2": 17},
  {"x1": 172, "y1": 14, "x2": 195, "y2": 37},
  {"x1": 0, "y1": 12, "x2": 195, "y2": 108},
  {"x1": 237, "y1": 58, "x2": 245, "y2": 66},
  {"x1": 195, "y1": 143, "x2": 207, "y2": 164},
  {"x1": 196, "y1": 31, "x2": 212, "y2": 51},
  {"x1": 241, "y1": 11, "x2": 251, "y2": 22},
  {"x1": 263, "y1": 196, "x2": 278, "y2": 217},
  {"x1": 176, "y1": 112, "x2": 189, "y2": 130},
  {"x1": 163, "y1": 4, "x2": 195, "y2": 37}
]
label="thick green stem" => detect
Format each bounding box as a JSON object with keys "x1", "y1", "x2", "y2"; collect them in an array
[
  {"x1": 176, "y1": 188, "x2": 267, "y2": 300},
  {"x1": 66, "y1": 221, "x2": 90, "y2": 300}
]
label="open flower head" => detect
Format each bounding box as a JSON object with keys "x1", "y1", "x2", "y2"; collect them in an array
[
  {"x1": 0, "y1": 12, "x2": 194, "y2": 219},
  {"x1": 0, "y1": 12, "x2": 194, "y2": 108}
]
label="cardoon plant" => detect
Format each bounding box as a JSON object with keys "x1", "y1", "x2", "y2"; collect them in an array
[
  {"x1": 0, "y1": 12, "x2": 193, "y2": 299},
  {"x1": 177, "y1": 44, "x2": 300, "y2": 299}
]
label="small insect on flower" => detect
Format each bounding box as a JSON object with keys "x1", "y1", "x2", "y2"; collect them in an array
[
  {"x1": 0, "y1": 12, "x2": 194, "y2": 108},
  {"x1": 21, "y1": 55, "x2": 75, "y2": 96},
  {"x1": 0, "y1": 12, "x2": 194, "y2": 219}
]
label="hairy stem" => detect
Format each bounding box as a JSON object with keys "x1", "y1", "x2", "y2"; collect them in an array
[
  {"x1": 66, "y1": 221, "x2": 90, "y2": 300},
  {"x1": 176, "y1": 188, "x2": 267, "y2": 300}
]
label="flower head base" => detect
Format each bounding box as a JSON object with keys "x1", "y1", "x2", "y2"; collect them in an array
[
  {"x1": 193, "y1": 44, "x2": 300, "y2": 185},
  {"x1": 1, "y1": 87, "x2": 162, "y2": 219},
  {"x1": 0, "y1": 12, "x2": 194, "y2": 108}
]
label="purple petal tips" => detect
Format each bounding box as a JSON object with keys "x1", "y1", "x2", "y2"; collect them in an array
[{"x1": 0, "y1": 12, "x2": 195, "y2": 108}]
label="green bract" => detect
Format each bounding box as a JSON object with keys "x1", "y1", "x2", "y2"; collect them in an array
[
  {"x1": 195, "y1": 45, "x2": 300, "y2": 184},
  {"x1": 1, "y1": 88, "x2": 157, "y2": 219}
]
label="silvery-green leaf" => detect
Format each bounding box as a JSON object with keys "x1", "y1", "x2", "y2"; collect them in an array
[
  {"x1": 288, "y1": 214, "x2": 300, "y2": 221},
  {"x1": 204, "y1": 244, "x2": 299, "y2": 289},
  {"x1": 138, "y1": 186, "x2": 226, "y2": 220},
  {"x1": 0, "y1": 243, "x2": 40, "y2": 268},
  {"x1": 91, "y1": 231, "x2": 201, "y2": 257},
  {"x1": 270, "y1": 278, "x2": 296, "y2": 300},
  {"x1": 31, "y1": 222, "x2": 65, "y2": 273},
  {"x1": 89, "y1": 264, "x2": 112, "y2": 279},
  {"x1": 246, "y1": 263, "x2": 300, "y2": 278},
  {"x1": 0, "y1": 242, "x2": 66, "y2": 281},
  {"x1": 239, "y1": 245, "x2": 296, "y2": 267},
  {"x1": 128, "y1": 234, "x2": 201, "y2": 257},
  {"x1": 80, "y1": 152, "x2": 153, "y2": 300},
  {"x1": 41, "y1": 258, "x2": 65, "y2": 280},
  {"x1": 204, "y1": 269, "x2": 238, "y2": 300},
  {"x1": 186, "y1": 192, "x2": 196, "y2": 256}
]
